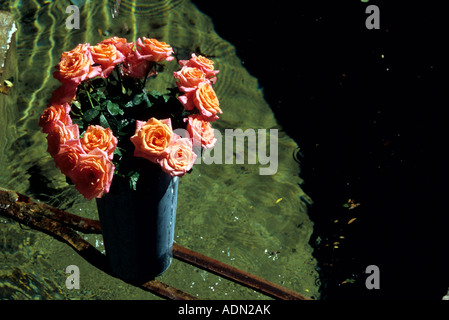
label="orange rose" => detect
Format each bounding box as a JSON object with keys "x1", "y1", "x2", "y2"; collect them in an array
[
  {"x1": 173, "y1": 66, "x2": 207, "y2": 92},
  {"x1": 81, "y1": 125, "x2": 117, "y2": 160},
  {"x1": 45, "y1": 121, "x2": 79, "y2": 157},
  {"x1": 68, "y1": 148, "x2": 114, "y2": 200},
  {"x1": 135, "y1": 37, "x2": 174, "y2": 62},
  {"x1": 179, "y1": 54, "x2": 219, "y2": 82},
  {"x1": 159, "y1": 137, "x2": 197, "y2": 177},
  {"x1": 53, "y1": 139, "x2": 86, "y2": 175},
  {"x1": 194, "y1": 82, "x2": 222, "y2": 121},
  {"x1": 53, "y1": 44, "x2": 100, "y2": 84},
  {"x1": 90, "y1": 43, "x2": 125, "y2": 78},
  {"x1": 130, "y1": 118, "x2": 174, "y2": 163},
  {"x1": 39, "y1": 103, "x2": 72, "y2": 134},
  {"x1": 100, "y1": 36, "x2": 134, "y2": 56}
]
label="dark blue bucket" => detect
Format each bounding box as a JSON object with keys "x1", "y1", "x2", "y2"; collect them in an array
[{"x1": 96, "y1": 166, "x2": 178, "y2": 284}]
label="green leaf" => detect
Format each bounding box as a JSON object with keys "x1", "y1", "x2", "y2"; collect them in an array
[
  {"x1": 72, "y1": 100, "x2": 82, "y2": 110},
  {"x1": 99, "y1": 113, "x2": 110, "y2": 129},
  {"x1": 129, "y1": 171, "x2": 140, "y2": 191},
  {"x1": 150, "y1": 89, "x2": 170, "y2": 103},
  {"x1": 133, "y1": 93, "x2": 144, "y2": 105},
  {"x1": 91, "y1": 90, "x2": 106, "y2": 101},
  {"x1": 106, "y1": 101, "x2": 123, "y2": 116},
  {"x1": 150, "y1": 89, "x2": 161, "y2": 98},
  {"x1": 71, "y1": 118, "x2": 84, "y2": 129},
  {"x1": 124, "y1": 100, "x2": 134, "y2": 108},
  {"x1": 83, "y1": 109, "x2": 99, "y2": 122},
  {"x1": 113, "y1": 147, "x2": 123, "y2": 157},
  {"x1": 118, "y1": 118, "x2": 129, "y2": 131}
]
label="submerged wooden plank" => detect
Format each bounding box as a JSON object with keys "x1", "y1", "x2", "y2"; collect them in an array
[
  {"x1": 0, "y1": 188, "x2": 311, "y2": 300},
  {"x1": 0, "y1": 188, "x2": 196, "y2": 300},
  {"x1": 173, "y1": 244, "x2": 311, "y2": 300}
]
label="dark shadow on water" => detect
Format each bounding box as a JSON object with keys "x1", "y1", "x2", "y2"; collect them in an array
[{"x1": 192, "y1": 1, "x2": 449, "y2": 299}]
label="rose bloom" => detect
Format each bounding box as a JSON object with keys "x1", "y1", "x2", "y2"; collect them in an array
[
  {"x1": 100, "y1": 36, "x2": 134, "y2": 56},
  {"x1": 159, "y1": 137, "x2": 197, "y2": 177},
  {"x1": 53, "y1": 43, "x2": 100, "y2": 85},
  {"x1": 122, "y1": 51, "x2": 151, "y2": 78},
  {"x1": 49, "y1": 83, "x2": 77, "y2": 105},
  {"x1": 53, "y1": 139, "x2": 86, "y2": 175},
  {"x1": 90, "y1": 43, "x2": 125, "y2": 78},
  {"x1": 185, "y1": 114, "x2": 217, "y2": 149},
  {"x1": 45, "y1": 121, "x2": 79, "y2": 157},
  {"x1": 179, "y1": 54, "x2": 219, "y2": 83},
  {"x1": 177, "y1": 91, "x2": 196, "y2": 111},
  {"x1": 81, "y1": 125, "x2": 117, "y2": 160},
  {"x1": 130, "y1": 118, "x2": 174, "y2": 163},
  {"x1": 173, "y1": 66, "x2": 207, "y2": 93},
  {"x1": 39, "y1": 103, "x2": 72, "y2": 134},
  {"x1": 135, "y1": 37, "x2": 174, "y2": 63},
  {"x1": 193, "y1": 82, "x2": 222, "y2": 121},
  {"x1": 68, "y1": 148, "x2": 114, "y2": 200}
]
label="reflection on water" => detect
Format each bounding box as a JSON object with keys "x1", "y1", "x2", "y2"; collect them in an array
[{"x1": 0, "y1": 0, "x2": 320, "y2": 299}]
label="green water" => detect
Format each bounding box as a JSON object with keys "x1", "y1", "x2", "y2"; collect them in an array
[{"x1": 0, "y1": 0, "x2": 320, "y2": 299}]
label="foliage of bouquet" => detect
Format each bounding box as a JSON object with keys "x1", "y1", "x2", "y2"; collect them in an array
[{"x1": 39, "y1": 36, "x2": 222, "y2": 200}]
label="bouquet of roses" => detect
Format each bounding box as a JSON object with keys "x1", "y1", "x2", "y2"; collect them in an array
[{"x1": 39, "y1": 36, "x2": 222, "y2": 201}]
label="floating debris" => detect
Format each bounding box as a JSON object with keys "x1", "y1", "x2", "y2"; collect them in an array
[{"x1": 343, "y1": 199, "x2": 360, "y2": 210}]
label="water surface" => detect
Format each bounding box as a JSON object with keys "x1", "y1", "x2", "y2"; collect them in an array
[{"x1": 0, "y1": 0, "x2": 319, "y2": 300}]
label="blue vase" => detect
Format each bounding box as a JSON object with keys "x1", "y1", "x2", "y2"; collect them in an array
[{"x1": 96, "y1": 165, "x2": 178, "y2": 284}]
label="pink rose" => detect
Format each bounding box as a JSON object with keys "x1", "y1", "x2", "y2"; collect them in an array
[
  {"x1": 53, "y1": 139, "x2": 86, "y2": 175},
  {"x1": 122, "y1": 51, "x2": 151, "y2": 78},
  {"x1": 179, "y1": 54, "x2": 219, "y2": 83},
  {"x1": 49, "y1": 84, "x2": 78, "y2": 105},
  {"x1": 159, "y1": 137, "x2": 197, "y2": 177},
  {"x1": 68, "y1": 148, "x2": 115, "y2": 200},
  {"x1": 45, "y1": 121, "x2": 80, "y2": 157},
  {"x1": 39, "y1": 103, "x2": 72, "y2": 134},
  {"x1": 177, "y1": 91, "x2": 196, "y2": 111},
  {"x1": 135, "y1": 37, "x2": 174, "y2": 63},
  {"x1": 173, "y1": 66, "x2": 207, "y2": 93},
  {"x1": 185, "y1": 114, "x2": 217, "y2": 149}
]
